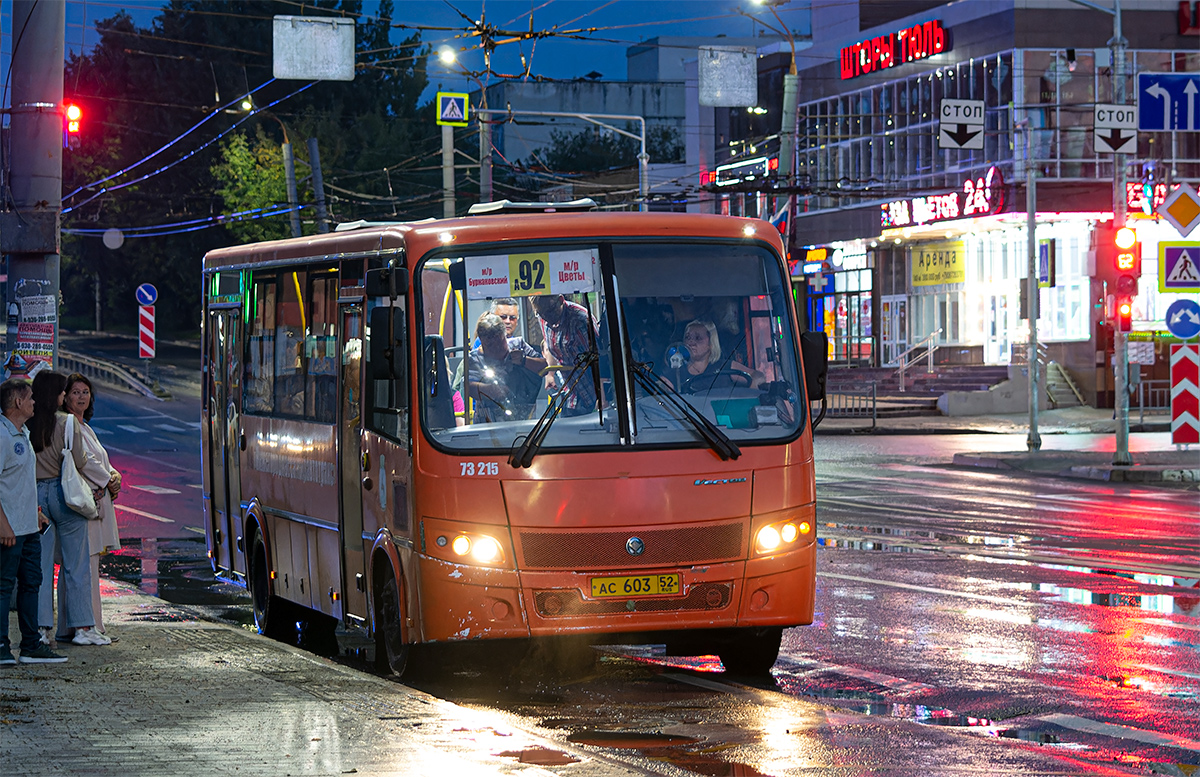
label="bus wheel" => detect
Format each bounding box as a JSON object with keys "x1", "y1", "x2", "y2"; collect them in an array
[
  {"x1": 374, "y1": 570, "x2": 410, "y2": 676},
  {"x1": 715, "y1": 627, "x2": 783, "y2": 675},
  {"x1": 250, "y1": 531, "x2": 288, "y2": 640}
]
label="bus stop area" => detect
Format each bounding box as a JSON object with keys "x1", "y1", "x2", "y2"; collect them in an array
[{"x1": 1, "y1": 579, "x2": 643, "y2": 777}]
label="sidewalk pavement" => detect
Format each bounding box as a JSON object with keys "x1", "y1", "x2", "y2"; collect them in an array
[
  {"x1": 1, "y1": 579, "x2": 640, "y2": 777},
  {"x1": 817, "y1": 405, "x2": 1200, "y2": 487}
]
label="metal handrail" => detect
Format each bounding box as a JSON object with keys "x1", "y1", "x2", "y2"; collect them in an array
[
  {"x1": 1010, "y1": 341, "x2": 1049, "y2": 367},
  {"x1": 58, "y1": 349, "x2": 168, "y2": 401},
  {"x1": 886, "y1": 329, "x2": 941, "y2": 392},
  {"x1": 1137, "y1": 379, "x2": 1170, "y2": 425}
]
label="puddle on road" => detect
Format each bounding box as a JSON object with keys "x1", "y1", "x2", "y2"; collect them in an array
[
  {"x1": 567, "y1": 730, "x2": 700, "y2": 748},
  {"x1": 101, "y1": 537, "x2": 248, "y2": 609},
  {"x1": 496, "y1": 747, "x2": 580, "y2": 766}
]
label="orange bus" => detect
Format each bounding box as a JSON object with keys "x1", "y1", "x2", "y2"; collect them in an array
[{"x1": 201, "y1": 201, "x2": 827, "y2": 675}]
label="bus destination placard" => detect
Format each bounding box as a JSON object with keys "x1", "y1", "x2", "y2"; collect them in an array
[{"x1": 465, "y1": 248, "x2": 598, "y2": 299}]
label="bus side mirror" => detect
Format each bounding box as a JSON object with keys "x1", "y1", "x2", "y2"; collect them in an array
[
  {"x1": 366, "y1": 266, "x2": 408, "y2": 298},
  {"x1": 369, "y1": 306, "x2": 406, "y2": 381},
  {"x1": 800, "y1": 331, "x2": 828, "y2": 402},
  {"x1": 448, "y1": 260, "x2": 466, "y2": 291}
]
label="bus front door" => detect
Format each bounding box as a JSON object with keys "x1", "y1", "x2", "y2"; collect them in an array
[
  {"x1": 338, "y1": 304, "x2": 368, "y2": 622},
  {"x1": 205, "y1": 307, "x2": 243, "y2": 577}
]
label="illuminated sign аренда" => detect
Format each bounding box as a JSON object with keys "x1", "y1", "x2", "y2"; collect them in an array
[
  {"x1": 881, "y1": 166, "x2": 1004, "y2": 229},
  {"x1": 840, "y1": 19, "x2": 949, "y2": 81}
]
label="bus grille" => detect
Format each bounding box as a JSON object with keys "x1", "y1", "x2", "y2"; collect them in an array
[
  {"x1": 534, "y1": 582, "x2": 732, "y2": 618},
  {"x1": 518, "y1": 523, "x2": 744, "y2": 570}
]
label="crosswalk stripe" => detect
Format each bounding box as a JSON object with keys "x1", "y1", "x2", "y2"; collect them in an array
[
  {"x1": 155, "y1": 424, "x2": 188, "y2": 432},
  {"x1": 130, "y1": 484, "x2": 181, "y2": 495},
  {"x1": 115, "y1": 505, "x2": 174, "y2": 523},
  {"x1": 117, "y1": 424, "x2": 147, "y2": 433},
  {"x1": 1037, "y1": 713, "x2": 1200, "y2": 752}
]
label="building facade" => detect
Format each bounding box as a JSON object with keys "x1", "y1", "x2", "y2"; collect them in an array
[{"x1": 702, "y1": 0, "x2": 1198, "y2": 405}]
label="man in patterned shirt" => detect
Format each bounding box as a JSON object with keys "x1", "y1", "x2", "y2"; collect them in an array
[{"x1": 532, "y1": 294, "x2": 598, "y2": 416}]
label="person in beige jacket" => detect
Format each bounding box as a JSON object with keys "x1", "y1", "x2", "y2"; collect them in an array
[{"x1": 63, "y1": 374, "x2": 121, "y2": 635}]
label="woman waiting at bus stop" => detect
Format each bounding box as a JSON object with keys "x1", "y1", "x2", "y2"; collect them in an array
[
  {"x1": 31, "y1": 370, "x2": 110, "y2": 647},
  {"x1": 63, "y1": 374, "x2": 121, "y2": 635}
]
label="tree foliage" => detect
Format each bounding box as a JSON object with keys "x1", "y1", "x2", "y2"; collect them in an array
[
  {"x1": 61, "y1": 0, "x2": 437, "y2": 334},
  {"x1": 532, "y1": 123, "x2": 684, "y2": 173}
]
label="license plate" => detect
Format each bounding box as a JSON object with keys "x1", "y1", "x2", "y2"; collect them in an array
[{"x1": 590, "y1": 573, "x2": 681, "y2": 598}]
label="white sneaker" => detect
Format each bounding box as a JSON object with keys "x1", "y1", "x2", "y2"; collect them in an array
[
  {"x1": 72, "y1": 628, "x2": 111, "y2": 646},
  {"x1": 38, "y1": 627, "x2": 53, "y2": 646}
]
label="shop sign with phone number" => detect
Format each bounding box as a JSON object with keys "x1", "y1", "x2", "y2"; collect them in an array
[{"x1": 465, "y1": 249, "x2": 597, "y2": 299}]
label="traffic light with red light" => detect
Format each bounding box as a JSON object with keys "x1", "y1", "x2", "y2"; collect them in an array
[
  {"x1": 1113, "y1": 225, "x2": 1140, "y2": 297},
  {"x1": 63, "y1": 102, "x2": 81, "y2": 148},
  {"x1": 1116, "y1": 297, "x2": 1133, "y2": 333}
]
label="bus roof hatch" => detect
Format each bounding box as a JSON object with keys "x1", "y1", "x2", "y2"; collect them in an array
[{"x1": 466, "y1": 198, "x2": 597, "y2": 216}]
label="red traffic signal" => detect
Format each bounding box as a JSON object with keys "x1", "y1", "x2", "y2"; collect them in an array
[
  {"x1": 64, "y1": 103, "x2": 81, "y2": 133},
  {"x1": 1112, "y1": 225, "x2": 1140, "y2": 297},
  {"x1": 1116, "y1": 297, "x2": 1133, "y2": 333}
]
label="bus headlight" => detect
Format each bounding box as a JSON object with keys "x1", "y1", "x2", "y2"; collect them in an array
[
  {"x1": 754, "y1": 518, "x2": 812, "y2": 554},
  {"x1": 444, "y1": 531, "x2": 506, "y2": 566}
]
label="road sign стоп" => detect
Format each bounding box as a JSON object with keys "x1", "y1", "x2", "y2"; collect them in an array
[
  {"x1": 1137, "y1": 72, "x2": 1200, "y2": 132},
  {"x1": 1093, "y1": 104, "x2": 1136, "y2": 154},
  {"x1": 938, "y1": 99, "x2": 984, "y2": 150}
]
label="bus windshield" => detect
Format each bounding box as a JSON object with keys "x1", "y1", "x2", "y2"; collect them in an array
[{"x1": 417, "y1": 240, "x2": 803, "y2": 453}]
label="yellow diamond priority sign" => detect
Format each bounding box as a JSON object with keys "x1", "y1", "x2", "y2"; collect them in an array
[
  {"x1": 1161, "y1": 182, "x2": 1200, "y2": 238},
  {"x1": 436, "y1": 92, "x2": 469, "y2": 127}
]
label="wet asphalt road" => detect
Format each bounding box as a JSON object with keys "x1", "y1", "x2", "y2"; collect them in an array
[{"x1": 86, "y1": 379, "x2": 1199, "y2": 776}]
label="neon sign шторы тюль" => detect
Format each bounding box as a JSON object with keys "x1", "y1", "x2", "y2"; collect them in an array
[
  {"x1": 880, "y1": 167, "x2": 1004, "y2": 229},
  {"x1": 840, "y1": 19, "x2": 950, "y2": 80}
]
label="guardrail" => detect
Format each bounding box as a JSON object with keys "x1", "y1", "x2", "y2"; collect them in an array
[
  {"x1": 58, "y1": 349, "x2": 169, "y2": 401},
  {"x1": 1137, "y1": 379, "x2": 1169, "y2": 425},
  {"x1": 825, "y1": 382, "x2": 877, "y2": 428}
]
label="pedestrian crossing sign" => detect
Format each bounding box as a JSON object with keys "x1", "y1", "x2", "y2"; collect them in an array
[
  {"x1": 437, "y1": 92, "x2": 469, "y2": 127},
  {"x1": 1159, "y1": 242, "x2": 1200, "y2": 293}
]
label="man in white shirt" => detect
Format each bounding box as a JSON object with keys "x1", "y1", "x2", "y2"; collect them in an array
[{"x1": 0, "y1": 378, "x2": 65, "y2": 664}]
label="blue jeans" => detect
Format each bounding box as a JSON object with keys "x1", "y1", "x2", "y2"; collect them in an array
[
  {"x1": 0, "y1": 530, "x2": 43, "y2": 653},
  {"x1": 37, "y1": 478, "x2": 94, "y2": 629}
]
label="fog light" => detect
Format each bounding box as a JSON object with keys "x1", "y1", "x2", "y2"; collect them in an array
[
  {"x1": 781, "y1": 523, "x2": 798, "y2": 543},
  {"x1": 799, "y1": 521, "x2": 812, "y2": 535},
  {"x1": 471, "y1": 535, "x2": 501, "y2": 564},
  {"x1": 756, "y1": 525, "x2": 781, "y2": 552},
  {"x1": 451, "y1": 535, "x2": 471, "y2": 556}
]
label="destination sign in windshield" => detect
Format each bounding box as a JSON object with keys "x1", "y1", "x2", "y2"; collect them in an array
[{"x1": 465, "y1": 248, "x2": 598, "y2": 299}]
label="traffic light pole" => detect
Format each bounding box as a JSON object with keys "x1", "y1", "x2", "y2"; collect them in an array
[
  {"x1": 1, "y1": 1, "x2": 65, "y2": 374},
  {"x1": 1111, "y1": 2, "x2": 1132, "y2": 466}
]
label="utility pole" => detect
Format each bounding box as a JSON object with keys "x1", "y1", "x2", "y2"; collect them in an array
[
  {"x1": 2, "y1": 1, "x2": 65, "y2": 374},
  {"x1": 1110, "y1": 0, "x2": 1132, "y2": 466},
  {"x1": 1069, "y1": 0, "x2": 1130, "y2": 466},
  {"x1": 307, "y1": 138, "x2": 330, "y2": 233},
  {"x1": 480, "y1": 119, "x2": 493, "y2": 203},
  {"x1": 442, "y1": 124, "x2": 455, "y2": 218},
  {"x1": 1026, "y1": 135, "x2": 1042, "y2": 450}
]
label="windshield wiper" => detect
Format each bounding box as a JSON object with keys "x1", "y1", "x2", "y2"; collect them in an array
[
  {"x1": 509, "y1": 349, "x2": 600, "y2": 469},
  {"x1": 629, "y1": 362, "x2": 741, "y2": 461}
]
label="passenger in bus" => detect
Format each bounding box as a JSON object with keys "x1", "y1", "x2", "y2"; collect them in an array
[
  {"x1": 455, "y1": 298, "x2": 533, "y2": 392},
  {"x1": 465, "y1": 314, "x2": 546, "y2": 424},
  {"x1": 674, "y1": 319, "x2": 764, "y2": 393},
  {"x1": 532, "y1": 294, "x2": 599, "y2": 416}
]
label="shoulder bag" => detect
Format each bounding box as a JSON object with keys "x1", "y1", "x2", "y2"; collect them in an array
[{"x1": 61, "y1": 414, "x2": 99, "y2": 519}]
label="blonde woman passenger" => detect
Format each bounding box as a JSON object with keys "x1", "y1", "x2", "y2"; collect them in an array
[
  {"x1": 63, "y1": 374, "x2": 121, "y2": 635},
  {"x1": 673, "y1": 319, "x2": 764, "y2": 393}
]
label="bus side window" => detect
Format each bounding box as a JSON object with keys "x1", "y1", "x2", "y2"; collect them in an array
[
  {"x1": 365, "y1": 300, "x2": 409, "y2": 442},
  {"x1": 243, "y1": 277, "x2": 276, "y2": 414},
  {"x1": 305, "y1": 275, "x2": 338, "y2": 423}
]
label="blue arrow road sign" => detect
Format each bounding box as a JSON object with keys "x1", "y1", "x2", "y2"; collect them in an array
[
  {"x1": 135, "y1": 283, "x2": 158, "y2": 306},
  {"x1": 1138, "y1": 73, "x2": 1200, "y2": 132},
  {"x1": 1165, "y1": 299, "x2": 1200, "y2": 340}
]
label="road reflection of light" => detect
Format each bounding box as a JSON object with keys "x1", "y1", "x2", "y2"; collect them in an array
[
  {"x1": 960, "y1": 633, "x2": 1031, "y2": 668},
  {"x1": 960, "y1": 554, "x2": 1030, "y2": 567},
  {"x1": 754, "y1": 705, "x2": 823, "y2": 775},
  {"x1": 965, "y1": 607, "x2": 1033, "y2": 626}
]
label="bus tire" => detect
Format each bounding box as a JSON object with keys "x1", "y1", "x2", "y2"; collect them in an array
[
  {"x1": 715, "y1": 627, "x2": 782, "y2": 675},
  {"x1": 374, "y1": 568, "x2": 410, "y2": 676},
  {"x1": 249, "y1": 531, "x2": 289, "y2": 640}
]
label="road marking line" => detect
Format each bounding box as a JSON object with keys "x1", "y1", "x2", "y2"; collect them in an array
[
  {"x1": 183, "y1": 526, "x2": 205, "y2": 535},
  {"x1": 130, "y1": 484, "x2": 181, "y2": 495},
  {"x1": 1138, "y1": 618, "x2": 1200, "y2": 632},
  {"x1": 1135, "y1": 664, "x2": 1200, "y2": 681},
  {"x1": 820, "y1": 572, "x2": 1030, "y2": 607},
  {"x1": 115, "y1": 505, "x2": 175, "y2": 523},
  {"x1": 155, "y1": 424, "x2": 188, "y2": 432},
  {"x1": 775, "y1": 656, "x2": 934, "y2": 694},
  {"x1": 1037, "y1": 713, "x2": 1200, "y2": 753},
  {"x1": 117, "y1": 424, "x2": 148, "y2": 433}
]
